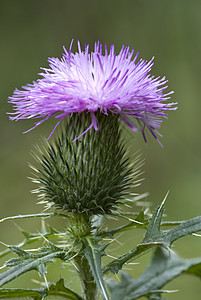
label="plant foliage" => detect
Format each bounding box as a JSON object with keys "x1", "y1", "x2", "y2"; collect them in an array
[{"x1": 1, "y1": 201, "x2": 201, "y2": 299}]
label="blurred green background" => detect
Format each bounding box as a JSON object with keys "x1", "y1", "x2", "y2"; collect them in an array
[{"x1": 1, "y1": 0, "x2": 201, "y2": 299}]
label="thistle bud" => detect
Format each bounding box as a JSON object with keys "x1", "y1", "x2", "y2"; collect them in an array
[{"x1": 33, "y1": 112, "x2": 133, "y2": 215}]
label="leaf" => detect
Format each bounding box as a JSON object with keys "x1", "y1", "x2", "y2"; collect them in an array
[
  {"x1": 142, "y1": 200, "x2": 201, "y2": 245},
  {"x1": 0, "y1": 213, "x2": 56, "y2": 223},
  {"x1": 46, "y1": 278, "x2": 82, "y2": 299},
  {"x1": 107, "y1": 247, "x2": 201, "y2": 300},
  {"x1": 0, "y1": 212, "x2": 70, "y2": 223},
  {"x1": 103, "y1": 200, "x2": 201, "y2": 274},
  {"x1": 37, "y1": 263, "x2": 47, "y2": 277},
  {"x1": 143, "y1": 201, "x2": 165, "y2": 242},
  {"x1": 99, "y1": 213, "x2": 182, "y2": 240},
  {"x1": 99, "y1": 211, "x2": 147, "y2": 238},
  {"x1": 0, "y1": 233, "x2": 56, "y2": 260},
  {"x1": 82, "y1": 236, "x2": 109, "y2": 300},
  {"x1": 103, "y1": 243, "x2": 154, "y2": 275},
  {"x1": 0, "y1": 251, "x2": 66, "y2": 287},
  {"x1": 9, "y1": 246, "x2": 30, "y2": 258},
  {"x1": 0, "y1": 279, "x2": 82, "y2": 299},
  {"x1": 107, "y1": 272, "x2": 170, "y2": 300},
  {"x1": 0, "y1": 288, "x2": 43, "y2": 299},
  {"x1": 161, "y1": 216, "x2": 201, "y2": 243},
  {"x1": 148, "y1": 293, "x2": 167, "y2": 300},
  {"x1": 103, "y1": 202, "x2": 166, "y2": 274}
]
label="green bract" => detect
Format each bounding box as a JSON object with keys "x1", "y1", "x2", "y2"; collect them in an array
[{"x1": 33, "y1": 113, "x2": 133, "y2": 215}]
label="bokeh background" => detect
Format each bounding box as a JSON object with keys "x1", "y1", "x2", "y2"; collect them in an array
[{"x1": 1, "y1": 0, "x2": 201, "y2": 299}]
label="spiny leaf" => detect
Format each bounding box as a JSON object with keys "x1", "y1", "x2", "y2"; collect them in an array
[
  {"x1": 107, "y1": 272, "x2": 172, "y2": 300},
  {"x1": 83, "y1": 236, "x2": 109, "y2": 300},
  {"x1": 9, "y1": 246, "x2": 30, "y2": 258},
  {"x1": 36, "y1": 263, "x2": 47, "y2": 277},
  {"x1": 0, "y1": 226, "x2": 64, "y2": 261},
  {"x1": 0, "y1": 279, "x2": 82, "y2": 299},
  {"x1": 161, "y1": 216, "x2": 201, "y2": 243},
  {"x1": 0, "y1": 212, "x2": 57, "y2": 223},
  {"x1": 143, "y1": 200, "x2": 165, "y2": 242},
  {"x1": 46, "y1": 278, "x2": 82, "y2": 299},
  {"x1": 99, "y1": 211, "x2": 147, "y2": 238},
  {"x1": 107, "y1": 247, "x2": 201, "y2": 300},
  {"x1": 0, "y1": 251, "x2": 66, "y2": 287},
  {"x1": 103, "y1": 201, "x2": 201, "y2": 274},
  {"x1": 0, "y1": 288, "x2": 44, "y2": 299},
  {"x1": 98, "y1": 212, "x2": 183, "y2": 239},
  {"x1": 103, "y1": 242, "x2": 154, "y2": 274},
  {"x1": 148, "y1": 292, "x2": 168, "y2": 300},
  {"x1": 103, "y1": 202, "x2": 166, "y2": 274}
]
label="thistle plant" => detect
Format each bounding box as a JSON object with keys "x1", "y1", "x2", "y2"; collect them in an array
[{"x1": 1, "y1": 41, "x2": 201, "y2": 300}]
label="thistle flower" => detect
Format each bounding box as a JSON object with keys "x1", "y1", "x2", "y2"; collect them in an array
[{"x1": 9, "y1": 40, "x2": 175, "y2": 143}]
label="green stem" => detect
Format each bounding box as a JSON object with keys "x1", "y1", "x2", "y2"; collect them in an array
[
  {"x1": 74, "y1": 254, "x2": 97, "y2": 300},
  {"x1": 69, "y1": 213, "x2": 97, "y2": 299}
]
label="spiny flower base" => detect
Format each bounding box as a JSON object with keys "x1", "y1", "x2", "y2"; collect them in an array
[{"x1": 34, "y1": 112, "x2": 133, "y2": 215}]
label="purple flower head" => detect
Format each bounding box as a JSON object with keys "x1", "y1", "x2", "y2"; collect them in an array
[{"x1": 9, "y1": 40, "x2": 176, "y2": 143}]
